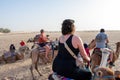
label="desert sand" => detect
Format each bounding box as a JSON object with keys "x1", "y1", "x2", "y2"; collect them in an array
[{"x1": 0, "y1": 31, "x2": 120, "y2": 80}]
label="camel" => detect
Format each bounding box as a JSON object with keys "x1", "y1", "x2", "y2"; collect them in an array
[
  {"x1": 93, "y1": 67, "x2": 120, "y2": 80},
  {"x1": 27, "y1": 34, "x2": 40, "y2": 43},
  {"x1": 27, "y1": 38, "x2": 34, "y2": 43},
  {"x1": 15, "y1": 45, "x2": 30, "y2": 59},
  {"x1": 90, "y1": 42, "x2": 120, "y2": 72},
  {"x1": 0, "y1": 46, "x2": 30, "y2": 64},
  {"x1": 30, "y1": 43, "x2": 58, "y2": 80}
]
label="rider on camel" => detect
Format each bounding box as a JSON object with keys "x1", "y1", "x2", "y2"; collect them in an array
[
  {"x1": 95, "y1": 28, "x2": 114, "y2": 66},
  {"x1": 38, "y1": 29, "x2": 51, "y2": 59}
]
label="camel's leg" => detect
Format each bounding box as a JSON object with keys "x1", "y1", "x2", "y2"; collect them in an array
[
  {"x1": 35, "y1": 55, "x2": 42, "y2": 76},
  {"x1": 30, "y1": 51, "x2": 42, "y2": 80},
  {"x1": 30, "y1": 65, "x2": 35, "y2": 80},
  {"x1": 35, "y1": 63, "x2": 42, "y2": 76}
]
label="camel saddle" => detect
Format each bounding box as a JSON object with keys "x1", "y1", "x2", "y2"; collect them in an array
[
  {"x1": 3, "y1": 51, "x2": 16, "y2": 59},
  {"x1": 93, "y1": 48, "x2": 102, "y2": 56},
  {"x1": 50, "y1": 72, "x2": 74, "y2": 80},
  {"x1": 100, "y1": 48, "x2": 111, "y2": 67},
  {"x1": 38, "y1": 47, "x2": 46, "y2": 53},
  {"x1": 93, "y1": 48, "x2": 111, "y2": 67}
]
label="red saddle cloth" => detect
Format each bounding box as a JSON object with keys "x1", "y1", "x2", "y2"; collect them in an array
[{"x1": 94, "y1": 48, "x2": 101, "y2": 51}]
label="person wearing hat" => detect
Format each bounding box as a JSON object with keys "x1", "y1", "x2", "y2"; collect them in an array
[
  {"x1": 52, "y1": 19, "x2": 92, "y2": 80},
  {"x1": 20, "y1": 40, "x2": 25, "y2": 46}
]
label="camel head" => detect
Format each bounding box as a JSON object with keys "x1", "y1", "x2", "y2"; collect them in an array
[
  {"x1": 112, "y1": 42, "x2": 120, "y2": 63},
  {"x1": 114, "y1": 71, "x2": 120, "y2": 80},
  {"x1": 31, "y1": 44, "x2": 40, "y2": 49},
  {"x1": 27, "y1": 38, "x2": 34, "y2": 43},
  {"x1": 116, "y1": 42, "x2": 120, "y2": 53},
  {"x1": 94, "y1": 67, "x2": 115, "y2": 80},
  {"x1": 33, "y1": 34, "x2": 40, "y2": 43}
]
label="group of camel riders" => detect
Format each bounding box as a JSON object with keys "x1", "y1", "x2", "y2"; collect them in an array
[
  {"x1": 2, "y1": 26, "x2": 115, "y2": 80},
  {"x1": 3, "y1": 29, "x2": 58, "y2": 61},
  {"x1": 36, "y1": 27, "x2": 115, "y2": 80},
  {"x1": 49, "y1": 19, "x2": 116, "y2": 80},
  {"x1": 16, "y1": 29, "x2": 117, "y2": 80},
  {"x1": 37, "y1": 28, "x2": 114, "y2": 65}
]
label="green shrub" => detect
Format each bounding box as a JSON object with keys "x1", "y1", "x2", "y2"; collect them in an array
[{"x1": 0, "y1": 28, "x2": 11, "y2": 33}]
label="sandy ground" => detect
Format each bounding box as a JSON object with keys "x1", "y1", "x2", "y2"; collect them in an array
[{"x1": 0, "y1": 31, "x2": 120, "y2": 80}]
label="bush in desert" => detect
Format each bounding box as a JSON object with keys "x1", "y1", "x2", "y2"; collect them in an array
[{"x1": 0, "y1": 28, "x2": 11, "y2": 33}]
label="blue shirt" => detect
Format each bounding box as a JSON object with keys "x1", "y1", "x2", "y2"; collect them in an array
[{"x1": 95, "y1": 32, "x2": 108, "y2": 48}]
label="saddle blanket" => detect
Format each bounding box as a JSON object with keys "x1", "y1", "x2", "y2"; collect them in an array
[
  {"x1": 52, "y1": 72, "x2": 74, "y2": 80},
  {"x1": 38, "y1": 46, "x2": 53, "y2": 53},
  {"x1": 38, "y1": 47, "x2": 46, "y2": 53},
  {"x1": 4, "y1": 51, "x2": 16, "y2": 59},
  {"x1": 100, "y1": 48, "x2": 111, "y2": 67}
]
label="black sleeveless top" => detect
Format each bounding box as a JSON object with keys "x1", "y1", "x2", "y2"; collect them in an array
[{"x1": 52, "y1": 35, "x2": 79, "y2": 76}]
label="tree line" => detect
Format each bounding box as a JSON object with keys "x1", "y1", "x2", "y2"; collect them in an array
[{"x1": 0, "y1": 28, "x2": 11, "y2": 33}]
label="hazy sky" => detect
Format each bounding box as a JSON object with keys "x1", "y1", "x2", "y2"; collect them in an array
[{"x1": 0, "y1": 0, "x2": 120, "y2": 31}]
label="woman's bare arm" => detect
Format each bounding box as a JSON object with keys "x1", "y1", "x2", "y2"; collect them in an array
[{"x1": 72, "y1": 36, "x2": 90, "y2": 62}]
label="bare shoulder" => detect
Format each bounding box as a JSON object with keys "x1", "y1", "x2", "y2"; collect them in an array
[
  {"x1": 58, "y1": 35, "x2": 63, "y2": 42},
  {"x1": 72, "y1": 35, "x2": 82, "y2": 48},
  {"x1": 59, "y1": 35, "x2": 63, "y2": 40},
  {"x1": 59, "y1": 35, "x2": 62, "y2": 38},
  {"x1": 72, "y1": 35, "x2": 81, "y2": 41}
]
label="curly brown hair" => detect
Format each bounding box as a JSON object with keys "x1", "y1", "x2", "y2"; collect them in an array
[{"x1": 61, "y1": 19, "x2": 75, "y2": 35}]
